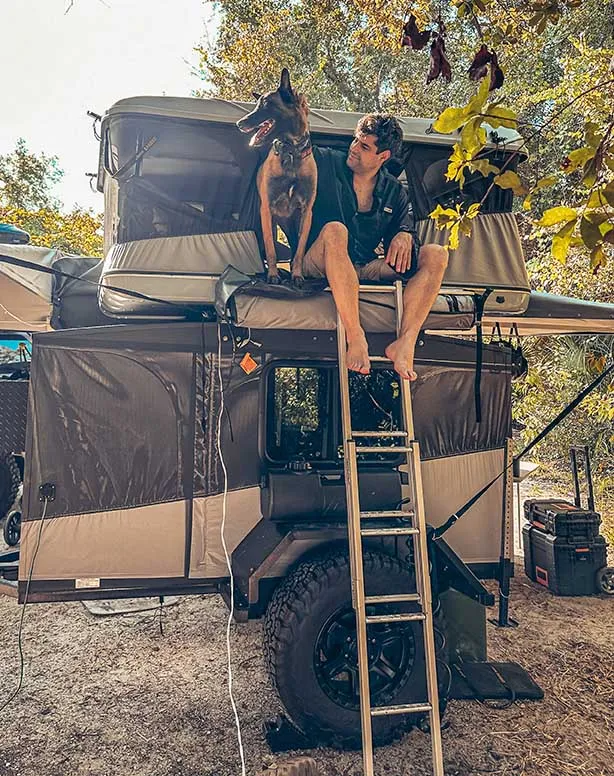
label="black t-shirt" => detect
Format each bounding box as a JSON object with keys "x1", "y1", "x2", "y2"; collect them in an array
[{"x1": 309, "y1": 147, "x2": 418, "y2": 265}]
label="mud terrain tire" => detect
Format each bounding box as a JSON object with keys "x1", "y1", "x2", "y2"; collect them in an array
[{"x1": 263, "y1": 550, "x2": 448, "y2": 749}]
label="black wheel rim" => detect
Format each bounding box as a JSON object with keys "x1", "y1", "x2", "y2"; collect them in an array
[
  {"x1": 314, "y1": 605, "x2": 417, "y2": 710},
  {"x1": 5, "y1": 512, "x2": 20, "y2": 546},
  {"x1": 598, "y1": 568, "x2": 614, "y2": 594}
]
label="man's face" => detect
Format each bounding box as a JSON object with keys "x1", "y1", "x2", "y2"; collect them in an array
[{"x1": 346, "y1": 131, "x2": 390, "y2": 175}]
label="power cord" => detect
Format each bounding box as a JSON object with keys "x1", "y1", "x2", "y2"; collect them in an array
[
  {"x1": 0, "y1": 495, "x2": 50, "y2": 712},
  {"x1": 216, "y1": 323, "x2": 247, "y2": 776}
]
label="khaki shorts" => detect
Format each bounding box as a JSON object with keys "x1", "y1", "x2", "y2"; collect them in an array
[{"x1": 303, "y1": 254, "x2": 416, "y2": 282}]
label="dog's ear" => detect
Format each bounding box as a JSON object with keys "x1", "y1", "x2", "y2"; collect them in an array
[
  {"x1": 279, "y1": 68, "x2": 293, "y2": 103},
  {"x1": 252, "y1": 92, "x2": 261, "y2": 100}
]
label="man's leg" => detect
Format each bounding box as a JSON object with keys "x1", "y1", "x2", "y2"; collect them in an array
[
  {"x1": 385, "y1": 244, "x2": 449, "y2": 380},
  {"x1": 303, "y1": 221, "x2": 370, "y2": 374}
]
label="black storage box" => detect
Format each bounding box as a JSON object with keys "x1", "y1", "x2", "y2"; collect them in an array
[
  {"x1": 524, "y1": 498, "x2": 601, "y2": 541},
  {"x1": 523, "y1": 523, "x2": 607, "y2": 596}
]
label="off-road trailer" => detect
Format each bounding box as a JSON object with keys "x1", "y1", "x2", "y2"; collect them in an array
[{"x1": 3, "y1": 95, "x2": 614, "y2": 745}]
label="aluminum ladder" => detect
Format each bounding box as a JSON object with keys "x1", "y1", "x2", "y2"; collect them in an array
[{"x1": 336, "y1": 281, "x2": 445, "y2": 776}]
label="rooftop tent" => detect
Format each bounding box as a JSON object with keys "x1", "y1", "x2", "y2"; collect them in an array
[
  {"x1": 96, "y1": 95, "x2": 531, "y2": 320},
  {"x1": 0, "y1": 245, "x2": 56, "y2": 331}
]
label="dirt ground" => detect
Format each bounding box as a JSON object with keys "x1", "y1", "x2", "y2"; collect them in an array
[{"x1": 1, "y1": 480, "x2": 613, "y2": 776}]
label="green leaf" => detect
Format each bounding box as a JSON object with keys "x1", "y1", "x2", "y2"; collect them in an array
[
  {"x1": 551, "y1": 219, "x2": 576, "y2": 263},
  {"x1": 537, "y1": 206, "x2": 578, "y2": 227},
  {"x1": 585, "y1": 121, "x2": 602, "y2": 150},
  {"x1": 580, "y1": 216, "x2": 603, "y2": 250},
  {"x1": 590, "y1": 244, "x2": 606, "y2": 272}
]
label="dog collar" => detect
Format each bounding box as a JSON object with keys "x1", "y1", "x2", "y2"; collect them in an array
[{"x1": 273, "y1": 135, "x2": 312, "y2": 160}]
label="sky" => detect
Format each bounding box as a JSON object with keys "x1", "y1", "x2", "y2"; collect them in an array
[{"x1": 0, "y1": 0, "x2": 215, "y2": 213}]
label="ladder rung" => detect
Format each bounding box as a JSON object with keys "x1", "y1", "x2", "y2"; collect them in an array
[
  {"x1": 361, "y1": 527, "x2": 418, "y2": 537},
  {"x1": 355, "y1": 445, "x2": 412, "y2": 453},
  {"x1": 365, "y1": 594, "x2": 421, "y2": 605},
  {"x1": 366, "y1": 612, "x2": 425, "y2": 625},
  {"x1": 360, "y1": 510, "x2": 414, "y2": 519},
  {"x1": 368, "y1": 355, "x2": 392, "y2": 362},
  {"x1": 371, "y1": 702, "x2": 432, "y2": 718},
  {"x1": 359, "y1": 285, "x2": 398, "y2": 293},
  {"x1": 352, "y1": 430, "x2": 408, "y2": 438}
]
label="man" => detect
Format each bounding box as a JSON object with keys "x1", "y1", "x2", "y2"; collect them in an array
[{"x1": 302, "y1": 113, "x2": 449, "y2": 379}]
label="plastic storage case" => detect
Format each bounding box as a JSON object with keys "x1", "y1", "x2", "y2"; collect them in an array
[
  {"x1": 523, "y1": 499, "x2": 601, "y2": 541},
  {"x1": 523, "y1": 524, "x2": 607, "y2": 596}
]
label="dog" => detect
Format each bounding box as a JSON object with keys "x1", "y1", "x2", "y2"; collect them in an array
[{"x1": 237, "y1": 68, "x2": 317, "y2": 286}]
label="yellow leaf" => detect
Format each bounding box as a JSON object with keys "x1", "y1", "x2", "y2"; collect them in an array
[
  {"x1": 551, "y1": 219, "x2": 576, "y2": 263},
  {"x1": 433, "y1": 107, "x2": 470, "y2": 134},
  {"x1": 466, "y1": 74, "x2": 491, "y2": 115},
  {"x1": 561, "y1": 146, "x2": 594, "y2": 174},
  {"x1": 494, "y1": 170, "x2": 527, "y2": 196},
  {"x1": 460, "y1": 119, "x2": 486, "y2": 156},
  {"x1": 483, "y1": 104, "x2": 518, "y2": 130},
  {"x1": 536, "y1": 174, "x2": 557, "y2": 189},
  {"x1": 523, "y1": 194, "x2": 532, "y2": 211},
  {"x1": 449, "y1": 222, "x2": 461, "y2": 250},
  {"x1": 470, "y1": 158, "x2": 500, "y2": 177},
  {"x1": 466, "y1": 202, "x2": 481, "y2": 218},
  {"x1": 537, "y1": 206, "x2": 578, "y2": 227}
]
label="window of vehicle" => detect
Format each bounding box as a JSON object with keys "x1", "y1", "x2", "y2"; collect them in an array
[{"x1": 265, "y1": 364, "x2": 403, "y2": 465}]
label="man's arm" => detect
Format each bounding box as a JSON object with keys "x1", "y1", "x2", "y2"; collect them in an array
[{"x1": 383, "y1": 184, "x2": 419, "y2": 274}]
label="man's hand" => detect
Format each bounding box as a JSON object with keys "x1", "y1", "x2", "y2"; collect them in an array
[{"x1": 385, "y1": 232, "x2": 413, "y2": 274}]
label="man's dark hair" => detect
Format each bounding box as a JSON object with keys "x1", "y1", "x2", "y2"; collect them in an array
[{"x1": 356, "y1": 113, "x2": 403, "y2": 158}]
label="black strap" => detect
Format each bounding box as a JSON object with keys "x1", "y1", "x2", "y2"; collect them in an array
[{"x1": 474, "y1": 289, "x2": 492, "y2": 424}]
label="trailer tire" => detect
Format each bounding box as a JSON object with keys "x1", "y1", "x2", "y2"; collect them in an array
[
  {"x1": 263, "y1": 550, "x2": 449, "y2": 749},
  {"x1": 3, "y1": 509, "x2": 21, "y2": 546},
  {"x1": 0, "y1": 453, "x2": 20, "y2": 523}
]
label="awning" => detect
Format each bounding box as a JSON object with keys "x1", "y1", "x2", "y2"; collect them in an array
[{"x1": 429, "y1": 291, "x2": 614, "y2": 338}]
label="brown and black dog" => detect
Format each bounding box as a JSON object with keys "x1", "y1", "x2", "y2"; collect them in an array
[{"x1": 237, "y1": 68, "x2": 317, "y2": 286}]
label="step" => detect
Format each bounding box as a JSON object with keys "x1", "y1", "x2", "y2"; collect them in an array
[
  {"x1": 365, "y1": 612, "x2": 425, "y2": 625},
  {"x1": 371, "y1": 702, "x2": 432, "y2": 718},
  {"x1": 360, "y1": 510, "x2": 414, "y2": 519},
  {"x1": 355, "y1": 445, "x2": 412, "y2": 454},
  {"x1": 365, "y1": 593, "x2": 421, "y2": 605},
  {"x1": 361, "y1": 527, "x2": 419, "y2": 537},
  {"x1": 352, "y1": 430, "x2": 408, "y2": 438},
  {"x1": 368, "y1": 355, "x2": 393, "y2": 363}
]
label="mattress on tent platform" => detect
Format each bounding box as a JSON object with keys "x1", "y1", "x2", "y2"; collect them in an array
[{"x1": 97, "y1": 212, "x2": 530, "y2": 327}]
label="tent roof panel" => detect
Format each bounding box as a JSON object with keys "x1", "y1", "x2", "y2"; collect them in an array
[{"x1": 104, "y1": 95, "x2": 526, "y2": 152}]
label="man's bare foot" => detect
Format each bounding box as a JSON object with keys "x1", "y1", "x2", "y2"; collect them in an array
[
  {"x1": 347, "y1": 335, "x2": 370, "y2": 374},
  {"x1": 385, "y1": 335, "x2": 418, "y2": 381}
]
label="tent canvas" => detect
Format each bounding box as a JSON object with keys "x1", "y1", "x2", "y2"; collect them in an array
[{"x1": 0, "y1": 245, "x2": 56, "y2": 331}]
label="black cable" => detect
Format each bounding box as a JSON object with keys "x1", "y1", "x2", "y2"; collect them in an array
[{"x1": 0, "y1": 497, "x2": 50, "y2": 712}]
